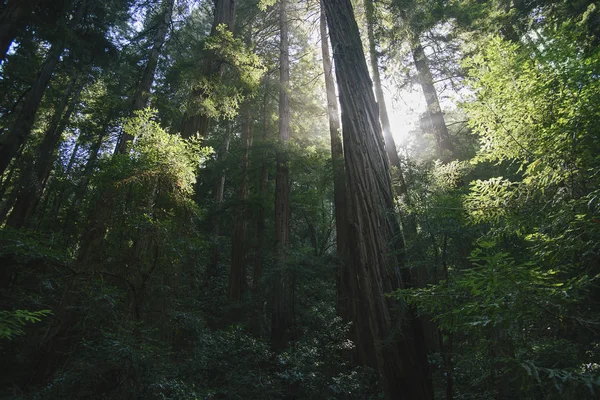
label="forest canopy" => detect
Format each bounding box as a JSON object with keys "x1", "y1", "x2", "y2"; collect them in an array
[{"x1": 0, "y1": 0, "x2": 599, "y2": 399}]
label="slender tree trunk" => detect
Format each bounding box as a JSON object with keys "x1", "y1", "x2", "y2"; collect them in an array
[
  {"x1": 319, "y1": 1, "x2": 350, "y2": 321},
  {"x1": 253, "y1": 84, "x2": 269, "y2": 291},
  {"x1": 322, "y1": 0, "x2": 433, "y2": 398},
  {"x1": 0, "y1": 0, "x2": 87, "y2": 177},
  {"x1": 365, "y1": 0, "x2": 419, "y2": 283},
  {"x1": 364, "y1": 0, "x2": 410, "y2": 198},
  {"x1": 72, "y1": 125, "x2": 109, "y2": 257},
  {"x1": 0, "y1": 0, "x2": 41, "y2": 61},
  {"x1": 180, "y1": 0, "x2": 237, "y2": 139},
  {"x1": 65, "y1": 138, "x2": 80, "y2": 178},
  {"x1": 229, "y1": 105, "x2": 252, "y2": 301},
  {"x1": 410, "y1": 34, "x2": 453, "y2": 161},
  {"x1": 271, "y1": 0, "x2": 292, "y2": 352},
  {"x1": 0, "y1": 145, "x2": 23, "y2": 222},
  {"x1": 7, "y1": 76, "x2": 84, "y2": 228},
  {"x1": 115, "y1": 0, "x2": 175, "y2": 154},
  {"x1": 206, "y1": 126, "x2": 231, "y2": 279}
]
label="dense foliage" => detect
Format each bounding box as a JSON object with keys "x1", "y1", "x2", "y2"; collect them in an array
[{"x1": 0, "y1": 0, "x2": 598, "y2": 399}]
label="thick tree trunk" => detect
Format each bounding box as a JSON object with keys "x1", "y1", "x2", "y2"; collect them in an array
[
  {"x1": 271, "y1": 0, "x2": 292, "y2": 353},
  {"x1": 364, "y1": 0, "x2": 409, "y2": 197},
  {"x1": 7, "y1": 77, "x2": 84, "y2": 228},
  {"x1": 0, "y1": 0, "x2": 41, "y2": 61},
  {"x1": 0, "y1": 0, "x2": 87, "y2": 177},
  {"x1": 115, "y1": 0, "x2": 175, "y2": 154},
  {"x1": 319, "y1": 1, "x2": 350, "y2": 321},
  {"x1": 322, "y1": 0, "x2": 433, "y2": 398},
  {"x1": 411, "y1": 34, "x2": 453, "y2": 161},
  {"x1": 180, "y1": 0, "x2": 237, "y2": 139},
  {"x1": 229, "y1": 106, "x2": 252, "y2": 301}
]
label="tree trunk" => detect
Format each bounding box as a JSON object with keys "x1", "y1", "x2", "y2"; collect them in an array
[
  {"x1": 322, "y1": 0, "x2": 433, "y2": 398},
  {"x1": 206, "y1": 126, "x2": 231, "y2": 279},
  {"x1": 180, "y1": 0, "x2": 237, "y2": 139},
  {"x1": 115, "y1": 0, "x2": 175, "y2": 154},
  {"x1": 229, "y1": 105, "x2": 252, "y2": 301},
  {"x1": 271, "y1": 0, "x2": 292, "y2": 353},
  {"x1": 7, "y1": 76, "x2": 84, "y2": 228},
  {"x1": 365, "y1": 0, "x2": 419, "y2": 284},
  {"x1": 319, "y1": 0, "x2": 350, "y2": 322},
  {"x1": 411, "y1": 34, "x2": 453, "y2": 161},
  {"x1": 0, "y1": 0, "x2": 87, "y2": 177},
  {"x1": 364, "y1": 0, "x2": 409, "y2": 197},
  {"x1": 253, "y1": 83, "x2": 270, "y2": 291}
]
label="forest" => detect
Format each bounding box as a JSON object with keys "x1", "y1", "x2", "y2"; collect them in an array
[{"x1": 0, "y1": 0, "x2": 599, "y2": 398}]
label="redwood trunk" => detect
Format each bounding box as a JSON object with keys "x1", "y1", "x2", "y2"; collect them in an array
[
  {"x1": 253, "y1": 84, "x2": 270, "y2": 291},
  {"x1": 364, "y1": 0, "x2": 408, "y2": 197},
  {"x1": 322, "y1": 0, "x2": 433, "y2": 397},
  {"x1": 319, "y1": 1, "x2": 349, "y2": 320},
  {"x1": 207, "y1": 127, "x2": 231, "y2": 279},
  {"x1": 229, "y1": 106, "x2": 252, "y2": 301},
  {"x1": 271, "y1": 0, "x2": 292, "y2": 352},
  {"x1": 411, "y1": 35, "x2": 453, "y2": 161}
]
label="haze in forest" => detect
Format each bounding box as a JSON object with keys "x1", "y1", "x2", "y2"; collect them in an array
[{"x1": 1, "y1": 0, "x2": 599, "y2": 399}]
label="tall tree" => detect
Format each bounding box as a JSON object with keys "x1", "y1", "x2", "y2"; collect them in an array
[
  {"x1": 271, "y1": 0, "x2": 292, "y2": 352},
  {"x1": 114, "y1": 0, "x2": 175, "y2": 154},
  {"x1": 229, "y1": 106, "x2": 252, "y2": 301},
  {"x1": 0, "y1": 0, "x2": 88, "y2": 177},
  {"x1": 410, "y1": 33, "x2": 453, "y2": 161},
  {"x1": 363, "y1": 0, "x2": 408, "y2": 196},
  {"x1": 180, "y1": 0, "x2": 237, "y2": 139},
  {"x1": 7, "y1": 75, "x2": 85, "y2": 228},
  {"x1": 253, "y1": 80, "x2": 271, "y2": 291},
  {"x1": 322, "y1": 0, "x2": 433, "y2": 397},
  {"x1": 319, "y1": 0, "x2": 349, "y2": 319}
]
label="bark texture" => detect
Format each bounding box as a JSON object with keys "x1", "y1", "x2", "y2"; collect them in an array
[
  {"x1": 319, "y1": 1, "x2": 350, "y2": 321},
  {"x1": 364, "y1": 0, "x2": 408, "y2": 197},
  {"x1": 322, "y1": 0, "x2": 433, "y2": 398},
  {"x1": 271, "y1": 0, "x2": 292, "y2": 352}
]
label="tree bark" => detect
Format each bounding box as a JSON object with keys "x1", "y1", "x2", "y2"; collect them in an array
[
  {"x1": 322, "y1": 0, "x2": 433, "y2": 398},
  {"x1": 319, "y1": 1, "x2": 350, "y2": 322},
  {"x1": 7, "y1": 76, "x2": 84, "y2": 228},
  {"x1": 411, "y1": 34, "x2": 453, "y2": 161},
  {"x1": 229, "y1": 105, "x2": 252, "y2": 301},
  {"x1": 364, "y1": 0, "x2": 409, "y2": 197},
  {"x1": 0, "y1": 0, "x2": 87, "y2": 177},
  {"x1": 271, "y1": 0, "x2": 292, "y2": 353},
  {"x1": 115, "y1": 0, "x2": 175, "y2": 154}
]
